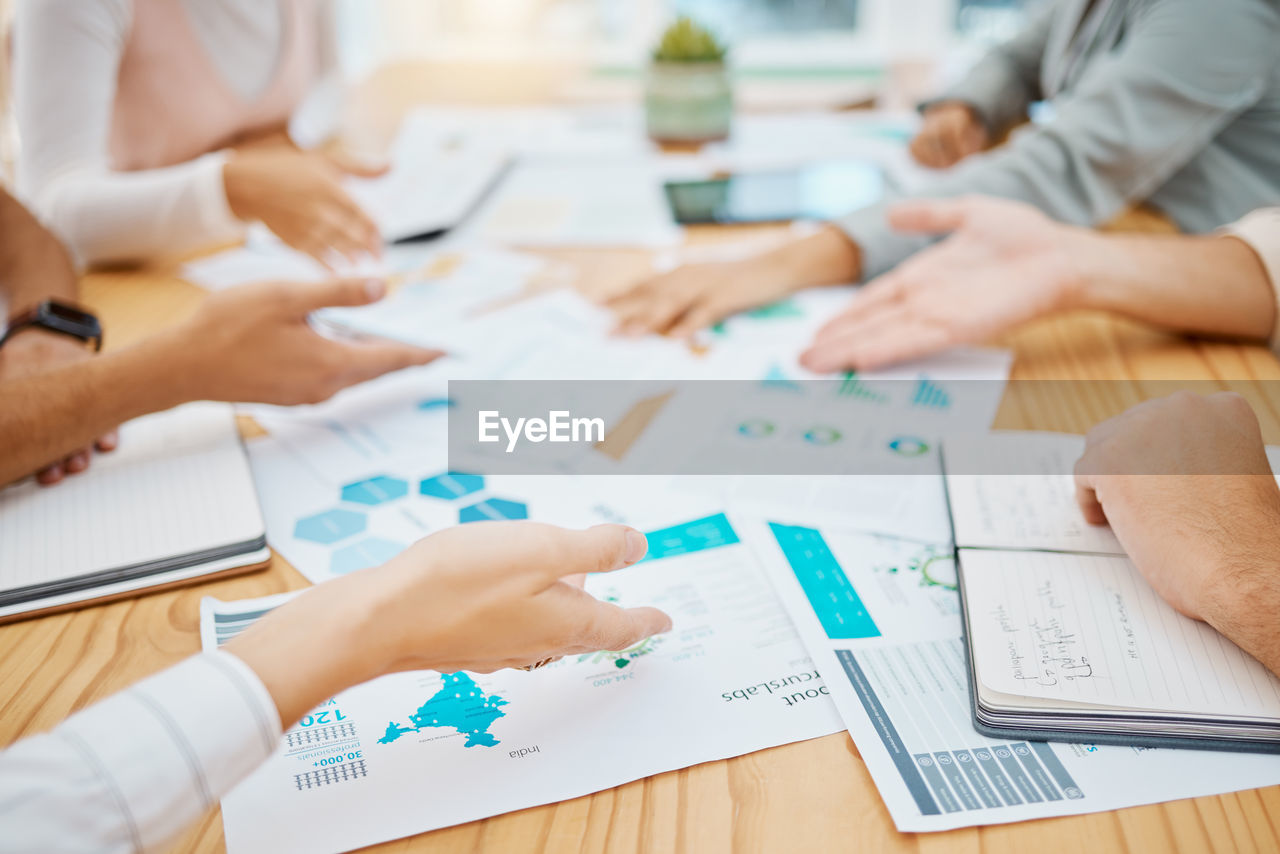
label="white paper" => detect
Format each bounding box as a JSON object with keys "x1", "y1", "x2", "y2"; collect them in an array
[
  {"x1": 205, "y1": 507, "x2": 842, "y2": 854},
  {"x1": 179, "y1": 239, "x2": 439, "y2": 293},
  {"x1": 745, "y1": 519, "x2": 1280, "y2": 832},
  {"x1": 394, "y1": 105, "x2": 657, "y2": 161},
  {"x1": 460, "y1": 160, "x2": 682, "y2": 248},
  {"x1": 344, "y1": 148, "x2": 508, "y2": 243},
  {"x1": 313, "y1": 248, "x2": 543, "y2": 357}
]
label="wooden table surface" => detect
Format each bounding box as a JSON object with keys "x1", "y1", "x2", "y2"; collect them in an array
[{"x1": 4, "y1": 64, "x2": 1280, "y2": 854}]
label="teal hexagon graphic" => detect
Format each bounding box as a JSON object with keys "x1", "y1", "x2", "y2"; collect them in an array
[
  {"x1": 330, "y1": 538, "x2": 404, "y2": 575},
  {"x1": 419, "y1": 472, "x2": 485, "y2": 500},
  {"x1": 294, "y1": 508, "x2": 366, "y2": 544},
  {"x1": 342, "y1": 475, "x2": 409, "y2": 506},
  {"x1": 417, "y1": 397, "x2": 453, "y2": 412},
  {"x1": 459, "y1": 497, "x2": 528, "y2": 523}
]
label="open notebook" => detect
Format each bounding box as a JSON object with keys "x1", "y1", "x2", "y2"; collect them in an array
[
  {"x1": 943, "y1": 432, "x2": 1280, "y2": 753},
  {"x1": 0, "y1": 402, "x2": 269, "y2": 621}
]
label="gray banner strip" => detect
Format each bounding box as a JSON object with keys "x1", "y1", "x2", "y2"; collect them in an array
[
  {"x1": 1030, "y1": 741, "x2": 1086, "y2": 800},
  {"x1": 994, "y1": 745, "x2": 1043, "y2": 803},
  {"x1": 835, "y1": 650, "x2": 941, "y2": 816},
  {"x1": 1012, "y1": 743, "x2": 1063, "y2": 801},
  {"x1": 933, "y1": 752, "x2": 982, "y2": 810},
  {"x1": 973, "y1": 747, "x2": 1022, "y2": 806},
  {"x1": 953, "y1": 749, "x2": 1002, "y2": 809},
  {"x1": 914, "y1": 754, "x2": 962, "y2": 813}
]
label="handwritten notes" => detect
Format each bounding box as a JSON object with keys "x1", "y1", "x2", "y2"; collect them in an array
[
  {"x1": 945, "y1": 433, "x2": 1125, "y2": 554},
  {"x1": 962, "y1": 549, "x2": 1280, "y2": 719}
]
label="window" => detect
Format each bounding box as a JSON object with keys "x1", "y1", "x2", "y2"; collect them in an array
[
  {"x1": 956, "y1": 0, "x2": 1028, "y2": 42},
  {"x1": 335, "y1": 0, "x2": 1034, "y2": 73},
  {"x1": 671, "y1": 0, "x2": 860, "y2": 38}
]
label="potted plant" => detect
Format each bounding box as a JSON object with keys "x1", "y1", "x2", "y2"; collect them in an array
[{"x1": 644, "y1": 17, "x2": 732, "y2": 144}]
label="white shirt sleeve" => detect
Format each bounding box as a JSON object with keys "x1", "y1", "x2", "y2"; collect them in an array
[
  {"x1": 0, "y1": 650, "x2": 282, "y2": 854},
  {"x1": 1223, "y1": 208, "x2": 1280, "y2": 352},
  {"x1": 11, "y1": 0, "x2": 246, "y2": 267}
]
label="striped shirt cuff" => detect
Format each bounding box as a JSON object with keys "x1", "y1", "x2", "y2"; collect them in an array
[{"x1": 56, "y1": 651, "x2": 281, "y2": 851}]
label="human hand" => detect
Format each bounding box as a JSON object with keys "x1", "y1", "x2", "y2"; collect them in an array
[
  {"x1": 170, "y1": 279, "x2": 442, "y2": 406},
  {"x1": 909, "y1": 102, "x2": 988, "y2": 169},
  {"x1": 800, "y1": 196, "x2": 1090, "y2": 372},
  {"x1": 223, "y1": 147, "x2": 385, "y2": 266},
  {"x1": 0, "y1": 329, "x2": 118, "y2": 484},
  {"x1": 228, "y1": 522, "x2": 673, "y2": 725},
  {"x1": 607, "y1": 225, "x2": 862, "y2": 338},
  {"x1": 1072, "y1": 393, "x2": 1280, "y2": 665},
  {"x1": 606, "y1": 259, "x2": 795, "y2": 339}
]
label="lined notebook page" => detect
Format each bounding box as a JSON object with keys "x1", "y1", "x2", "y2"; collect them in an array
[
  {"x1": 947, "y1": 433, "x2": 1280, "y2": 554},
  {"x1": 0, "y1": 402, "x2": 264, "y2": 588},
  {"x1": 962, "y1": 549, "x2": 1280, "y2": 719},
  {"x1": 946, "y1": 433, "x2": 1122, "y2": 554}
]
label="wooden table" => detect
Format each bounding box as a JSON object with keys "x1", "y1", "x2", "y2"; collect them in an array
[{"x1": 5, "y1": 67, "x2": 1280, "y2": 853}]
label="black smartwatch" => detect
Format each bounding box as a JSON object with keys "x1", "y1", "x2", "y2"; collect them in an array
[{"x1": 0, "y1": 300, "x2": 103, "y2": 352}]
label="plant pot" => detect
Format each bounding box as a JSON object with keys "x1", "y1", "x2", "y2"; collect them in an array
[{"x1": 644, "y1": 61, "x2": 733, "y2": 144}]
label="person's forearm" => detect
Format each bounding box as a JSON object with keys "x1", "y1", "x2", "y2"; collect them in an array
[
  {"x1": 1068, "y1": 232, "x2": 1276, "y2": 341},
  {"x1": 1204, "y1": 546, "x2": 1280, "y2": 679},
  {"x1": 225, "y1": 570, "x2": 393, "y2": 726},
  {"x1": 0, "y1": 189, "x2": 78, "y2": 310},
  {"x1": 0, "y1": 330, "x2": 204, "y2": 484},
  {"x1": 766, "y1": 225, "x2": 863, "y2": 292}
]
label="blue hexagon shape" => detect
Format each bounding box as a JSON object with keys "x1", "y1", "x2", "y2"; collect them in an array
[
  {"x1": 294, "y1": 508, "x2": 366, "y2": 544},
  {"x1": 417, "y1": 397, "x2": 454, "y2": 412},
  {"x1": 419, "y1": 471, "x2": 485, "y2": 500},
  {"x1": 341, "y1": 475, "x2": 409, "y2": 506},
  {"x1": 330, "y1": 537, "x2": 404, "y2": 575},
  {"x1": 459, "y1": 497, "x2": 528, "y2": 523}
]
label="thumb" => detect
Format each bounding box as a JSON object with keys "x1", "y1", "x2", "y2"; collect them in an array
[
  {"x1": 325, "y1": 149, "x2": 391, "y2": 179},
  {"x1": 291, "y1": 278, "x2": 388, "y2": 313},
  {"x1": 886, "y1": 198, "x2": 975, "y2": 236}
]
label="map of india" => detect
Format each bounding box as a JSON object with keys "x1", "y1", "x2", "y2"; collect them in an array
[{"x1": 377, "y1": 672, "x2": 509, "y2": 748}]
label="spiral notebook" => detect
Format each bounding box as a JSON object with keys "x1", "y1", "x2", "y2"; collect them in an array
[
  {"x1": 944, "y1": 432, "x2": 1280, "y2": 753},
  {"x1": 0, "y1": 402, "x2": 270, "y2": 622}
]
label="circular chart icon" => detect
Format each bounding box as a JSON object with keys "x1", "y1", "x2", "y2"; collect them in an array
[
  {"x1": 737, "y1": 419, "x2": 776, "y2": 439},
  {"x1": 888, "y1": 435, "x2": 930, "y2": 457},
  {"x1": 803, "y1": 425, "x2": 843, "y2": 446}
]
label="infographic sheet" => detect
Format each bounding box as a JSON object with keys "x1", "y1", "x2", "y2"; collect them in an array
[
  {"x1": 203, "y1": 512, "x2": 843, "y2": 853},
  {"x1": 745, "y1": 519, "x2": 1280, "y2": 831}
]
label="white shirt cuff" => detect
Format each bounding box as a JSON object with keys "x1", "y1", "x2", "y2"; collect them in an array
[
  {"x1": 50, "y1": 651, "x2": 280, "y2": 851},
  {"x1": 191, "y1": 150, "x2": 249, "y2": 240},
  {"x1": 1222, "y1": 208, "x2": 1280, "y2": 351}
]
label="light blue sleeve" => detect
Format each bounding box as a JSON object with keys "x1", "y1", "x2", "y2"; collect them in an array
[
  {"x1": 921, "y1": 0, "x2": 1060, "y2": 134},
  {"x1": 839, "y1": 0, "x2": 1280, "y2": 280}
]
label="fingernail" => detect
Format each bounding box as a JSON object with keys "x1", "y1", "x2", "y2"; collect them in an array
[
  {"x1": 624, "y1": 529, "x2": 649, "y2": 564},
  {"x1": 68, "y1": 452, "x2": 89, "y2": 472},
  {"x1": 364, "y1": 279, "x2": 386, "y2": 300}
]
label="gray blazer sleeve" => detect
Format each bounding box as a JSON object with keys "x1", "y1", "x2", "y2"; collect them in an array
[
  {"x1": 840, "y1": 0, "x2": 1280, "y2": 280},
  {"x1": 922, "y1": 1, "x2": 1058, "y2": 135}
]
